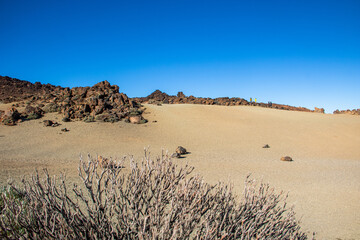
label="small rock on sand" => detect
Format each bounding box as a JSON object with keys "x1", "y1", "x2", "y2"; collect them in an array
[
  {"x1": 43, "y1": 120, "x2": 54, "y2": 127},
  {"x1": 280, "y1": 156, "x2": 293, "y2": 162},
  {"x1": 176, "y1": 146, "x2": 187, "y2": 155},
  {"x1": 171, "y1": 152, "x2": 181, "y2": 158}
]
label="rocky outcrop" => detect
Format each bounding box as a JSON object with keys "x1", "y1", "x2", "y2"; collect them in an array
[
  {"x1": 0, "y1": 107, "x2": 21, "y2": 126},
  {"x1": 136, "y1": 90, "x2": 323, "y2": 113},
  {"x1": 333, "y1": 109, "x2": 360, "y2": 115},
  {"x1": 135, "y1": 90, "x2": 250, "y2": 106},
  {"x1": 0, "y1": 76, "x2": 61, "y2": 103},
  {"x1": 0, "y1": 76, "x2": 146, "y2": 125},
  {"x1": 314, "y1": 107, "x2": 325, "y2": 113}
]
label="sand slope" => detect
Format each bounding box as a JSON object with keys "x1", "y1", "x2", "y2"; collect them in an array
[{"x1": 1, "y1": 103, "x2": 359, "y2": 239}]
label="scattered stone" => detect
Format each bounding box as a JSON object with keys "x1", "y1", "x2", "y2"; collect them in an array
[
  {"x1": 280, "y1": 156, "x2": 293, "y2": 162},
  {"x1": 52, "y1": 122, "x2": 60, "y2": 127},
  {"x1": 263, "y1": 144, "x2": 270, "y2": 148},
  {"x1": 176, "y1": 146, "x2": 187, "y2": 155},
  {"x1": 43, "y1": 120, "x2": 54, "y2": 127},
  {"x1": 171, "y1": 152, "x2": 181, "y2": 158}
]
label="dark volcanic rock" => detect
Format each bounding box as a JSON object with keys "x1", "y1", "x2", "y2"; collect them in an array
[
  {"x1": 0, "y1": 107, "x2": 21, "y2": 125},
  {"x1": 0, "y1": 76, "x2": 61, "y2": 103},
  {"x1": 24, "y1": 105, "x2": 44, "y2": 119},
  {"x1": 43, "y1": 120, "x2": 54, "y2": 127},
  {"x1": 0, "y1": 76, "x2": 147, "y2": 125},
  {"x1": 136, "y1": 90, "x2": 319, "y2": 113}
]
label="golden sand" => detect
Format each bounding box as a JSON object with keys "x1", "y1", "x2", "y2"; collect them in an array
[{"x1": 1, "y1": 103, "x2": 359, "y2": 239}]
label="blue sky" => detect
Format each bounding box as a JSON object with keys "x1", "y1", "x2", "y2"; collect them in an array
[{"x1": 1, "y1": 0, "x2": 359, "y2": 113}]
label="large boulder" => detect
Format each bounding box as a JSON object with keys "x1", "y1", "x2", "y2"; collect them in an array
[
  {"x1": 1, "y1": 107, "x2": 21, "y2": 125},
  {"x1": 24, "y1": 105, "x2": 44, "y2": 119}
]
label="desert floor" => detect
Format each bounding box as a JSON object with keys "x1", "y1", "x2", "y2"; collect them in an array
[{"x1": 1, "y1": 103, "x2": 359, "y2": 239}]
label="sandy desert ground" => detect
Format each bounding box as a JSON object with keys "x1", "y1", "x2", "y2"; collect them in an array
[{"x1": 0, "y1": 103, "x2": 359, "y2": 239}]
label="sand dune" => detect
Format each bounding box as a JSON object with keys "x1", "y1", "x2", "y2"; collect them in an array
[{"x1": 1, "y1": 103, "x2": 359, "y2": 239}]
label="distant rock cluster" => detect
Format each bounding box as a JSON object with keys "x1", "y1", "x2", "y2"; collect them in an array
[
  {"x1": 0, "y1": 76, "x2": 146, "y2": 125},
  {"x1": 333, "y1": 109, "x2": 360, "y2": 115},
  {"x1": 134, "y1": 90, "x2": 326, "y2": 113}
]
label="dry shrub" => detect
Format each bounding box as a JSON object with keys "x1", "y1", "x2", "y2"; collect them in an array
[{"x1": 0, "y1": 150, "x2": 310, "y2": 239}]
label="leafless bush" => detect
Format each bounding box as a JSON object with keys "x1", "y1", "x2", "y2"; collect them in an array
[{"x1": 0, "y1": 150, "x2": 309, "y2": 239}]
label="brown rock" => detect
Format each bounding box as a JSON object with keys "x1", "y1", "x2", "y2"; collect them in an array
[
  {"x1": 280, "y1": 156, "x2": 293, "y2": 162},
  {"x1": 176, "y1": 146, "x2": 187, "y2": 155},
  {"x1": 4, "y1": 107, "x2": 20, "y2": 119},
  {"x1": 171, "y1": 152, "x2": 181, "y2": 158},
  {"x1": 43, "y1": 120, "x2": 54, "y2": 127},
  {"x1": 177, "y1": 92, "x2": 186, "y2": 98},
  {"x1": 24, "y1": 105, "x2": 44, "y2": 119},
  {"x1": 314, "y1": 107, "x2": 325, "y2": 113},
  {"x1": 129, "y1": 115, "x2": 142, "y2": 124}
]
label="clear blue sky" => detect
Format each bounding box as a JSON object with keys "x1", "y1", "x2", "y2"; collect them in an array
[{"x1": 1, "y1": 0, "x2": 359, "y2": 113}]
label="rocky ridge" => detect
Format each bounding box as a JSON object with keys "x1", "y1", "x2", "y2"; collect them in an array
[
  {"x1": 135, "y1": 90, "x2": 325, "y2": 113},
  {"x1": 333, "y1": 109, "x2": 360, "y2": 115},
  {"x1": 0, "y1": 76, "x2": 146, "y2": 125}
]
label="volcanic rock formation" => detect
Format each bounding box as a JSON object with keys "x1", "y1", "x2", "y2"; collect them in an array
[
  {"x1": 0, "y1": 76, "x2": 146, "y2": 125},
  {"x1": 136, "y1": 90, "x2": 324, "y2": 113}
]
